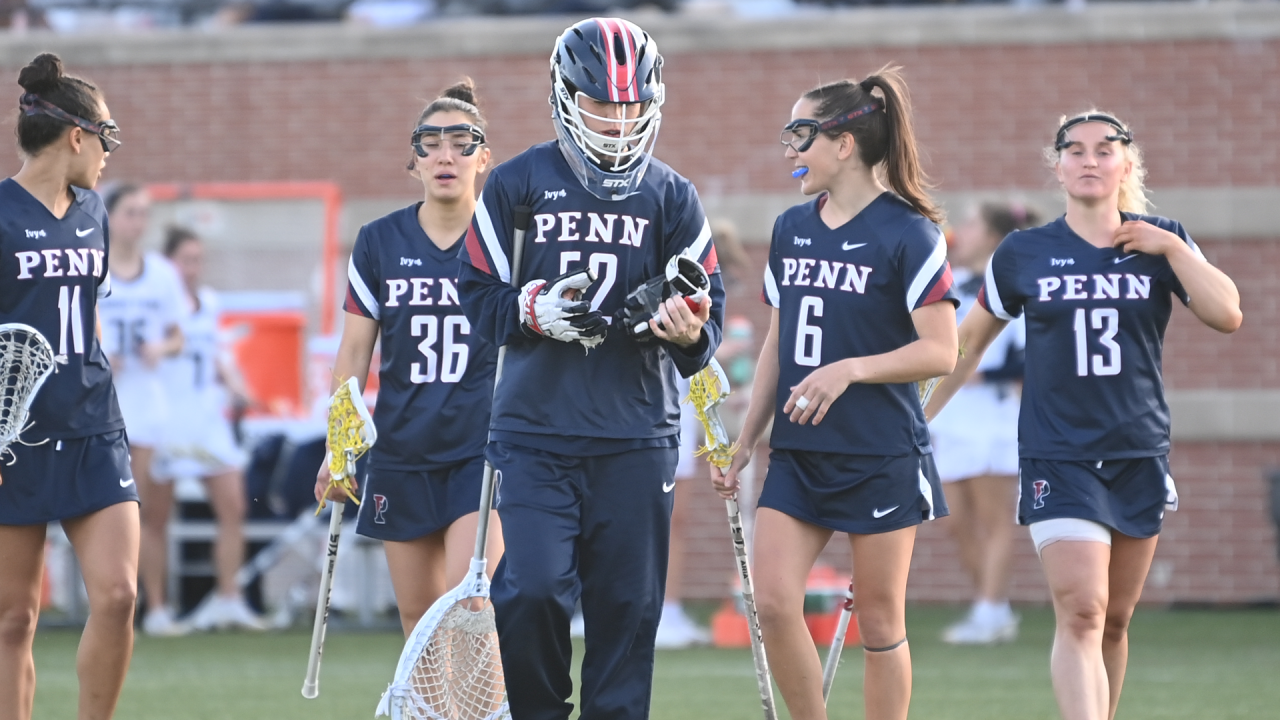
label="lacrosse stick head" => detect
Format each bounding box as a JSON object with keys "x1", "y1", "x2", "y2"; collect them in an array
[
  {"x1": 0, "y1": 324, "x2": 56, "y2": 462},
  {"x1": 326, "y1": 376, "x2": 376, "y2": 482},
  {"x1": 686, "y1": 358, "x2": 737, "y2": 469},
  {"x1": 377, "y1": 572, "x2": 509, "y2": 720}
]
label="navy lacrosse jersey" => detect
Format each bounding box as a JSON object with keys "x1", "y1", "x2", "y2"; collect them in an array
[
  {"x1": 0, "y1": 179, "x2": 123, "y2": 440},
  {"x1": 458, "y1": 141, "x2": 724, "y2": 448},
  {"x1": 764, "y1": 193, "x2": 956, "y2": 456},
  {"x1": 979, "y1": 213, "x2": 1202, "y2": 460},
  {"x1": 344, "y1": 205, "x2": 498, "y2": 470}
]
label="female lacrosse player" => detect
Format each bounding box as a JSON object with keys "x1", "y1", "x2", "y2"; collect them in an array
[
  {"x1": 0, "y1": 52, "x2": 138, "y2": 720},
  {"x1": 98, "y1": 181, "x2": 188, "y2": 636},
  {"x1": 313, "y1": 79, "x2": 504, "y2": 637},
  {"x1": 925, "y1": 111, "x2": 1241, "y2": 720},
  {"x1": 152, "y1": 226, "x2": 265, "y2": 631},
  {"x1": 931, "y1": 201, "x2": 1037, "y2": 646},
  {"x1": 458, "y1": 17, "x2": 724, "y2": 720},
  {"x1": 712, "y1": 68, "x2": 957, "y2": 720}
]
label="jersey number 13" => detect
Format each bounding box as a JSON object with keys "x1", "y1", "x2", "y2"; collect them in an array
[{"x1": 1073, "y1": 307, "x2": 1121, "y2": 377}]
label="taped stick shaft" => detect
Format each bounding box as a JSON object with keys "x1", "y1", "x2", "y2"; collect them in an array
[
  {"x1": 727, "y1": 497, "x2": 778, "y2": 720},
  {"x1": 302, "y1": 501, "x2": 344, "y2": 699},
  {"x1": 821, "y1": 581, "x2": 856, "y2": 703}
]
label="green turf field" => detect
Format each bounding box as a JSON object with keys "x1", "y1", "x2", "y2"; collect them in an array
[{"x1": 31, "y1": 605, "x2": 1280, "y2": 719}]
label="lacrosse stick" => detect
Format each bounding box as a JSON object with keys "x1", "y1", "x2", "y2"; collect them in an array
[
  {"x1": 375, "y1": 205, "x2": 533, "y2": 720},
  {"x1": 917, "y1": 344, "x2": 965, "y2": 411},
  {"x1": 0, "y1": 324, "x2": 57, "y2": 465},
  {"x1": 821, "y1": 580, "x2": 855, "y2": 702},
  {"x1": 687, "y1": 358, "x2": 778, "y2": 720},
  {"x1": 302, "y1": 375, "x2": 376, "y2": 699}
]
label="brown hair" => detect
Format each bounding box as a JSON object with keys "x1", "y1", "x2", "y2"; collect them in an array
[
  {"x1": 803, "y1": 65, "x2": 942, "y2": 224},
  {"x1": 1043, "y1": 109, "x2": 1150, "y2": 214},
  {"x1": 979, "y1": 201, "x2": 1041, "y2": 241},
  {"x1": 163, "y1": 225, "x2": 201, "y2": 258},
  {"x1": 15, "y1": 53, "x2": 104, "y2": 155},
  {"x1": 417, "y1": 77, "x2": 485, "y2": 130}
]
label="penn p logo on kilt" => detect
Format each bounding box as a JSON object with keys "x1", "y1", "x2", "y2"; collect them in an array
[
  {"x1": 1032, "y1": 480, "x2": 1051, "y2": 509},
  {"x1": 373, "y1": 494, "x2": 389, "y2": 524}
]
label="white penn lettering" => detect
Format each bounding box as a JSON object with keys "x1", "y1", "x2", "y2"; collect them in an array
[
  {"x1": 794, "y1": 258, "x2": 816, "y2": 287},
  {"x1": 1125, "y1": 274, "x2": 1150, "y2": 299},
  {"x1": 1037, "y1": 277, "x2": 1063, "y2": 301},
  {"x1": 585, "y1": 213, "x2": 617, "y2": 243},
  {"x1": 781, "y1": 258, "x2": 798, "y2": 286},
  {"x1": 410, "y1": 278, "x2": 435, "y2": 306},
  {"x1": 533, "y1": 214, "x2": 556, "y2": 243},
  {"x1": 814, "y1": 260, "x2": 842, "y2": 289},
  {"x1": 439, "y1": 278, "x2": 459, "y2": 306},
  {"x1": 619, "y1": 216, "x2": 649, "y2": 248},
  {"x1": 386, "y1": 279, "x2": 409, "y2": 306},
  {"x1": 66, "y1": 248, "x2": 90, "y2": 277},
  {"x1": 40, "y1": 249, "x2": 63, "y2": 277},
  {"x1": 557, "y1": 212, "x2": 581, "y2": 242},
  {"x1": 841, "y1": 265, "x2": 874, "y2": 294},
  {"x1": 1093, "y1": 274, "x2": 1122, "y2": 299},
  {"x1": 1063, "y1": 275, "x2": 1088, "y2": 300},
  {"x1": 1035, "y1": 273, "x2": 1153, "y2": 302},
  {"x1": 15, "y1": 251, "x2": 40, "y2": 279},
  {"x1": 90, "y1": 249, "x2": 104, "y2": 278}
]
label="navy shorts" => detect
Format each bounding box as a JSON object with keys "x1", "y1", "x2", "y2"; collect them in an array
[
  {"x1": 355, "y1": 455, "x2": 486, "y2": 542},
  {"x1": 0, "y1": 429, "x2": 138, "y2": 525},
  {"x1": 759, "y1": 448, "x2": 948, "y2": 535},
  {"x1": 1018, "y1": 455, "x2": 1177, "y2": 539}
]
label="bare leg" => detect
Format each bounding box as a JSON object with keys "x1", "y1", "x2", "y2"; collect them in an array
[
  {"x1": 1101, "y1": 534, "x2": 1158, "y2": 720},
  {"x1": 752, "y1": 508, "x2": 832, "y2": 720},
  {"x1": 969, "y1": 474, "x2": 1017, "y2": 603},
  {"x1": 132, "y1": 446, "x2": 172, "y2": 612},
  {"x1": 201, "y1": 470, "x2": 246, "y2": 598},
  {"x1": 942, "y1": 479, "x2": 980, "y2": 590},
  {"x1": 0, "y1": 524, "x2": 47, "y2": 720},
  {"x1": 850, "y1": 526, "x2": 917, "y2": 720},
  {"x1": 1040, "y1": 540, "x2": 1111, "y2": 720},
  {"x1": 62, "y1": 502, "x2": 140, "y2": 720}
]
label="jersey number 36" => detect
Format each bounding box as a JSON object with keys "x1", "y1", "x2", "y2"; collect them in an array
[{"x1": 410, "y1": 314, "x2": 470, "y2": 384}]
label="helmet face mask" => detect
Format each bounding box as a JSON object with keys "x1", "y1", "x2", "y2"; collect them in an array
[{"x1": 550, "y1": 18, "x2": 665, "y2": 201}]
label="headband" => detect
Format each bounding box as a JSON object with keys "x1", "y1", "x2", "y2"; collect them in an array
[{"x1": 1054, "y1": 113, "x2": 1132, "y2": 151}]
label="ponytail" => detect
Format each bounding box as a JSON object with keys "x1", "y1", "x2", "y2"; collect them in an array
[{"x1": 804, "y1": 65, "x2": 943, "y2": 224}]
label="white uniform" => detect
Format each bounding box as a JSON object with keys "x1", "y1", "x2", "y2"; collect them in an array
[
  {"x1": 98, "y1": 253, "x2": 186, "y2": 448},
  {"x1": 152, "y1": 287, "x2": 246, "y2": 481},
  {"x1": 930, "y1": 267, "x2": 1023, "y2": 483}
]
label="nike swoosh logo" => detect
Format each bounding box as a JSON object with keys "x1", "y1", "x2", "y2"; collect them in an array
[
  {"x1": 1113, "y1": 254, "x2": 1138, "y2": 264},
  {"x1": 842, "y1": 242, "x2": 867, "y2": 251},
  {"x1": 662, "y1": 481, "x2": 676, "y2": 493},
  {"x1": 76, "y1": 228, "x2": 94, "y2": 237},
  {"x1": 120, "y1": 478, "x2": 135, "y2": 488},
  {"x1": 872, "y1": 505, "x2": 898, "y2": 519}
]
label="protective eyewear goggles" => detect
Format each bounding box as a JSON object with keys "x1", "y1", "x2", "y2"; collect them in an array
[
  {"x1": 20, "y1": 94, "x2": 121, "y2": 154},
  {"x1": 411, "y1": 123, "x2": 485, "y2": 158},
  {"x1": 1053, "y1": 113, "x2": 1133, "y2": 152},
  {"x1": 779, "y1": 101, "x2": 882, "y2": 153}
]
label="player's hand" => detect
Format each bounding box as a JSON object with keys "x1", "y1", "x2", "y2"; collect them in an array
[
  {"x1": 784, "y1": 360, "x2": 856, "y2": 426},
  {"x1": 314, "y1": 461, "x2": 357, "y2": 503},
  {"x1": 1112, "y1": 220, "x2": 1184, "y2": 258},
  {"x1": 0, "y1": 467, "x2": 4, "y2": 486},
  {"x1": 138, "y1": 341, "x2": 165, "y2": 368},
  {"x1": 711, "y1": 443, "x2": 753, "y2": 499},
  {"x1": 651, "y1": 295, "x2": 710, "y2": 347}
]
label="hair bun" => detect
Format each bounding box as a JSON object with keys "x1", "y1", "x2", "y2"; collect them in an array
[
  {"x1": 441, "y1": 77, "x2": 478, "y2": 108},
  {"x1": 18, "y1": 53, "x2": 64, "y2": 95}
]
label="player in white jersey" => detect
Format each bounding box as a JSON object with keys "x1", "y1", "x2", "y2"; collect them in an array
[
  {"x1": 931, "y1": 202, "x2": 1038, "y2": 645},
  {"x1": 98, "y1": 182, "x2": 188, "y2": 635},
  {"x1": 0, "y1": 52, "x2": 137, "y2": 720},
  {"x1": 151, "y1": 226, "x2": 265, "y2": 631}
]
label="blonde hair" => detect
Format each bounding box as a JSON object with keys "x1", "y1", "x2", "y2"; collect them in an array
[{"x1": 1043, "y1": 109, "x2": 1149, "y2": 214}]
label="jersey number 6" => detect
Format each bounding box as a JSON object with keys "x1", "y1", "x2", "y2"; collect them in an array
[
  {"x1": 795, "y1": 295, "x2": 824, "y2": 367},
  {"x1": 410, "y1": 315, "x2": 470, "y2": 384}
]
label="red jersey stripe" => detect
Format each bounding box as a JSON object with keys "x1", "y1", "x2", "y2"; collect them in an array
[{"x1": 465, "y1": 224, "x2": 493, "y2": 276}]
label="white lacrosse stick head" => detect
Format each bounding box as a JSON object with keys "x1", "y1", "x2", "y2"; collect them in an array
[
  {"x1": 325, "y1": 376, "x2": 377, "y2": 482},
  {"x1": 0, "y1": 324, "x2": 57, "y2": 462}
]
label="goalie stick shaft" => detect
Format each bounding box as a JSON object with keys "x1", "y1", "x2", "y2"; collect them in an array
[
  {"x1": 726, "y1": 496, "x2": 779, "y2": 720},
  {"x1": 302, "y1": 499, "x2": 344, "y2": 699},
  {"x1": 471, "y1": 205, "x2": 532, "y2": 563},
  {"x1": 821, "y1": 581, "x2": 855, "y2": 702}
]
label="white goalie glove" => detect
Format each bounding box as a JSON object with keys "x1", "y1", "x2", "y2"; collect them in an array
[{"x1": 518, "y1": 268, "x2": 608, "y2": 349}]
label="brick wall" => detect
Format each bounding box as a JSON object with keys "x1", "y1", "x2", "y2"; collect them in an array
[{"x1": 1, "y1": 19, "x2": 1275, "y2": 603}]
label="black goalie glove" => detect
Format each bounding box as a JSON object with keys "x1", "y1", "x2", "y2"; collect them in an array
[
  {"x1": 518, "y1": 268, "x2": 608, "y2": 349},
  {"x1": 613, "y1": 254, "x2": 711, "y2": 342}
]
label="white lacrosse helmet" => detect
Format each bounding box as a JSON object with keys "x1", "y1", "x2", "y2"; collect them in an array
[{"x1": 549, "y1": 17, "x2": 665, "y2": 201}]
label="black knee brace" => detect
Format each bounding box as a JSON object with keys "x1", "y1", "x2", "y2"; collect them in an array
[{"x1": 863, "y1": 637, "x2": 907, "y2": 653}]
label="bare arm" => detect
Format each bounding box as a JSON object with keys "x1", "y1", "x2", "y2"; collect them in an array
[
  {"x1": 923, "y1": 303, "x2": 1008, "y2": 422},
  {"x1": 785, "y1": 300, "x2": 959, "y2": 426},
  {"x1": 1114, "y1": 220, "x2": 1241, "y2": 333},
  {"x1": 314, "y1": 312, "x2": 380, "y2": 502}
]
